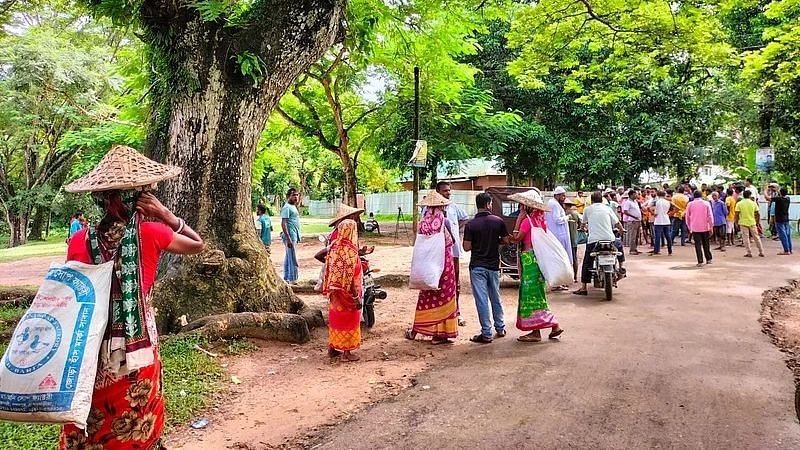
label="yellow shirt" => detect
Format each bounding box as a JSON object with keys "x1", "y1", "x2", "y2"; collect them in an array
[
  {"x1": 725, "y1": 196, "x2": 736, "y2": 221},
  {"x1": 735, "y1": 199, "x2": 758, "y2": 227},
  {"x1": 574, "y1": 196, "x2": 586, "y2": 214},
  {"x1": 671, "y1": 193, "x2": 689, "y2": 219}
]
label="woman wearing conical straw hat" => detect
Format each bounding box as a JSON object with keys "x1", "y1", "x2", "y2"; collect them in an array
[
  {"x1": 508, "y1": 189, "x2": 564, "y2": 343},
  {"x1": 59, "y1": 145, "x2": 204, "y2": 449},
  {"x1": 405, "y1": 191, "x2": 459, "y2": 344}
]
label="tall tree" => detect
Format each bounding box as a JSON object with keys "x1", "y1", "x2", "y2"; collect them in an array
[{"x1": 78, "y1": 0, "x2": 346, "y2": 334}]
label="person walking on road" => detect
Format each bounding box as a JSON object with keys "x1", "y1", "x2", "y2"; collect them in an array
[
  {"x1": 686, "y1": 190, "x2": 714, "y2": 266},
  {"x1": 281, "y1": 188, "x2": 302, "y2": 284},
  {"x1": 622, "y1": 189, "x2": 642, "y2": 255},
  {"x1": 256, "y1": 204, "x2": 273, "y2": 253},
  {"x1": 435, "y1": 181, "x2": 470, "y2": 327},
  {"x1": 509, "y1": 189, "x2": 564, "y2": 342},
  {"x1": 324, "y1": 219, "x2": 363, "y2": 362},
  {"x1": 735, "y1": 190, "x2": 764, "y2": 258},
  {"x1": 650, "y1": 191, "x2": 673, "y2": 256},
  {"x1": 463, "y1": 192, "x2": 510, "y2": 344},
  {"x1": 710, "y1": 192, "x2": 728, "y2": 251},
  {"x1": 725, "y1": 188, "x2": 737, "y2": 247},
  {"x1": 546, "y1": 186, "x2": 573, "y2": 291},
  {"x1": 774, "y1": 187, "x2": 792, "y2": 255},
  {"x1": 405, "y1": 192, "x2": 458, "y2": 344},
  {"x1": 671, "y1": 186, "x2": 690, "y2": 246}
]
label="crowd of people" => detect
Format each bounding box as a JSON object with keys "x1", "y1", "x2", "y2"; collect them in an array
[{"x1": 312, "y1": 178, "x2": 794, "y2": 362}]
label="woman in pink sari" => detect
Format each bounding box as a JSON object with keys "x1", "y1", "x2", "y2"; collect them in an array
[{"x1": 405, "y1": 192, "x2": 458, "y2": 344}]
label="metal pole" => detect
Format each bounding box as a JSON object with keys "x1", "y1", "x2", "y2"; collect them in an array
[{"x1": 412, "y1": 66, "x2": 420, "y2": 239}]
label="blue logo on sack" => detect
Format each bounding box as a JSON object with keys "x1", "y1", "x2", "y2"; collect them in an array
[{"x1": 5, "y1": 313, "x2": 62, "y2": 375}]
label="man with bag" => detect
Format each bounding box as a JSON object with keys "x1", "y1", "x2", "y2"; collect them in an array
[
  {"x1": 463, "y1": 192, "x2": 511, "y2": 343},
  {"x1": 573, "y1": 191, "x2": 625, "y2": 296}
]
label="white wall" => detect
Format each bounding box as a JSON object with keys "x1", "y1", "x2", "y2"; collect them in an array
[{"x1": 365, "y1": 190, "x2": 483, "y2": 216}]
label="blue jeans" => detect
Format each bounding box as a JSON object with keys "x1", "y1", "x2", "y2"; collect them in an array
[
  {"x1": 777, "y1": 221, "x2": 793, "y2": 253},
  {"x1": 654, "y1": 224, "x2": 673, "y2": 254},
  {"x1": 469, "y1": 267, "x2": 505, "y2": 338},
  {"x1": 283, "y1": 241, "x2": 298, "y2": 282},
  {"x1": 671, "y1": 217, "x2": 688, "y2": 245}
]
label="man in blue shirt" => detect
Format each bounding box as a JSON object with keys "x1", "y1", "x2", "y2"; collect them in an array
[
  {"x1": 710, "y1": 191, "x2": 728, "y2": 251},
  {"x1": 68, "y1": 211, "x2": 84, "y2": 241},
  {"x1": 281, "y1": 188, "x2": 302, "y2": 283},
  {"x1": 256, "y1": 204, "x2": 272, "y2": 253}
]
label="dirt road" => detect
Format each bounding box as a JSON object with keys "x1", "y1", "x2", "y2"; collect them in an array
[{"x1": 309, "y1": 241, "x2": 800, "y2": 449}]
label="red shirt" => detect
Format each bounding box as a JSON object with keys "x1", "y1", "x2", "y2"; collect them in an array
[{"x1": 67, "y1": 222, "x2": 175, "y2": 296}]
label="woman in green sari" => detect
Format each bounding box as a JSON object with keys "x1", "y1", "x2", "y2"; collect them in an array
[{"x1": 509, "y1": 190, "x2": 565, "y2": 343}]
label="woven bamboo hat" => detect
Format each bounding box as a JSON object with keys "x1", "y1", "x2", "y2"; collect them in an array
[
  {"x1": 64, "y1": 145, "x2": 182, "y2": 193},
  {"x1": 508, "y1": 188, "x2": 550, "y2": 212},
  {"x1": 418, "y1": 191, "x2": 451, "y2": 207},
  {"x1": 329, "y1": 204, "x2": 365, "y2": 226}
]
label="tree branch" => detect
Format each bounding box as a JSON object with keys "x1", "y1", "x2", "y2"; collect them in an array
[
  {"x1": 274, "y1": 106, "x2": 337, "y2": 151},
  {"x1": 345, "y1": 104, "x2": 384, "y2": 133}
]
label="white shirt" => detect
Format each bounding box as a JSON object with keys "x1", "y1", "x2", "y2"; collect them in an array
[
  {"x1": 444, "y1": 203, "x2": 469, "y2": 258},
  {"x1": 653, "y1": 198, "x2": 672, "y2": 225},
  {"x1": 583, "y1": 203, "x2": 619, "y2": 244},
  {"x1": 746, "y1": 186, "x2": 759, "y2": 203}
]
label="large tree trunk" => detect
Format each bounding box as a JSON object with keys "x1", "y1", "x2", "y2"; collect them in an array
[
  {"x1": 145, "y1": 0, "x2": 345, "y2": 333},
  {"x1": 28, "y1": 207, "x2": 48, "y2": 241}
]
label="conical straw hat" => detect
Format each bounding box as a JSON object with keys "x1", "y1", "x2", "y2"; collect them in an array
[
  {"x1": 418, "y1": 191, "x2": 451, "y2": 207},
  {"x1": 64, "y1": 145, "x2": 182, "y2": 193},
  {"x1": 508, "y1": 188, "x2": 549, "y2": 212},
  {"x1": 329, "y1": 204, "x2": 365, "y2": 226}
]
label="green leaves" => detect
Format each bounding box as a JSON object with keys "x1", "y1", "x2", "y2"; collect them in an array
[{"x1": 235, "y1": 51, "x2": 266, "y2": 86}]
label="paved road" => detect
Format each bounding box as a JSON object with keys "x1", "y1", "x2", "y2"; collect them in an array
[{"x1": 317, "y1": 241, "x2": 800, "y2": 449}]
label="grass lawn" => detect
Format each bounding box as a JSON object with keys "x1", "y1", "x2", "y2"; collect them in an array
[
  {"x1": 0, "y1": 300, "x2": 241, "y2": 449},
  {"x1": 0, "y1": 234, "x2": 67, "y2": 263}
]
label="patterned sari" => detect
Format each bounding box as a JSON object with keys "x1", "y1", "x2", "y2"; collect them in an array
[
  {"x1": 517, "y1": 213, "x2": 559, "y2": 331},
  {"x1": 324, "y1": 220, "x2": 363, "y2": 351},
  {"x1": 411, "y1": 208, "x2": 458, "y2": 338}
]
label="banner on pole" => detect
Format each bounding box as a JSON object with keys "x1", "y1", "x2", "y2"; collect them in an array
[
  {"x1": 756, "y1": 147, "x2": 775, "y2": 172},
  {"x1": 407, "y1": 140, "x2": 428, "y2": 168}
]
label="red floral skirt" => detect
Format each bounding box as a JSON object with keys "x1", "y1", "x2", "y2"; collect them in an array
[{"x1": 59, "y1": 349, "x2": 164, "y2": 450}]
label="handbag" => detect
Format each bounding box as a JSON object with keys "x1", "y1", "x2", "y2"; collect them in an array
[{"x1": 409, "y1": 225, "x2": 446, "y2": 290}]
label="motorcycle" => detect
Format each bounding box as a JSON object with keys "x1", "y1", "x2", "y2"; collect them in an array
[
  {"x1": 590, "y1": 239, "x2": 625, "y2": 301},
  {"x1": 316, "y1": 234, "x2": 387, "y2": 328}
]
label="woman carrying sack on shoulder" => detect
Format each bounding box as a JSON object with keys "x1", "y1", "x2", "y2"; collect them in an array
[
  {"x1": 60, "y1": 145, "x2": 205, "y2": 450},
  {"x1": 508, "y1": 189, "x2": 564, "y2": 343},
  {"x1": 405, "y1": 192, "x2": 458, "y2": 345},
  {"x1": 324, "y1": 219, "x2": 363, "y2": 362}
]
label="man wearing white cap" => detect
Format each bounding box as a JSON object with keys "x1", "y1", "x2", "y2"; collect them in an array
[{"x1": 546, "y1": 187, "x2": 574, "y2": 290}]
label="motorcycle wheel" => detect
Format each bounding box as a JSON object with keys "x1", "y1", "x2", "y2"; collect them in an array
[
  {"x1": 604, "y1": 272, "x2": 613, "y2": 301},
  {"x1": 364, "y1": 303, "x2": 375, "y2": 328},
  {"x1": 375, "y1": 290, "x2": 387, "y2": 300}
]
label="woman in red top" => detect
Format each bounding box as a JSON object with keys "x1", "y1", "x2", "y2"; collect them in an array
[{"x1": 59, "y1": 145, "x2": 204, "y2": 450}]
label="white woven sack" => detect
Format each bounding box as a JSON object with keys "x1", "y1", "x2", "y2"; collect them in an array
[
  {"x1": 409, "y1": 227, "x2": 446, "y2": 290},
  {"x1": 532, "y1": 226, "x2": 574, "y2": 286},
  {"x1": 0, "y1": 260, "x2": 113, "y2": 428}
]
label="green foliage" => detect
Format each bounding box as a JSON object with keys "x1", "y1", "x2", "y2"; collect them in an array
[
  {"x1": 235, "y1": 51, "x2": 266, "y2": 86},
  {"x1": 0, "y1": 423, "x2": 60, "y2": 450}
]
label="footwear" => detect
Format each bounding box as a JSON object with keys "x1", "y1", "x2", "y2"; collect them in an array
[
  {"x1": 517, "y1": 332, "x2": 542, "y2": 342},
  {"x1": 696, "y1": 263, "x2": 704, "y2": 267},
  {"x1": 744, "y1": 253, "x2": 752, "y2": 258},
  {"x1": 470, "y1": 334, "x2": 493, "y2": 344},
  {"x1": 759, "y1": 253, "x2": 765, "y2": 257},
  {"x1": 458, "y1": 316, "x2": 467, "y2": 327},
  {"x1": 495, "y1": 329, "x2": 507, "y2": 338},
  {"x1": 778, "y1": 252, "x2": 791, "y2": 256},
  {"x1": 650, "y1": 252, "x2": 661, "y2": 256},
  {"x1": 630, "y1": 251, "x2": 641, "y2": 255},
  {"x1": 328, "y1": 348, "x2": 342, "y2": 357},
  {"x1": 548, "y1": 328, "x2": 564, "y2": 340},
  {"x1": 706, "y1": 261, "x2": 712, "y2": 265},
  {"x1": 404, "y1": 328, "x2": 417, "y2": 340},
  {"x1": 341, "y1": 351, "x2": 360, "y2": 362},
  {"x1": 431, "y1": 337, "x2": 453, "y2": 345},
  {"x1": 572, "y1": 289, "x2": 588, "y2": 296}
]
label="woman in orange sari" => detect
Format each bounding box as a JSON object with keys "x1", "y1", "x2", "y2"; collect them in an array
[
  {"x1": 405, "y1": 192, "x2": 458, "y2": 344},
  {"x1": 323, "y1": 219, "x2": 363, "y2": 362}
]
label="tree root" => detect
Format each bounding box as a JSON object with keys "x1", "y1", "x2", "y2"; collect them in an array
[{"x1": 181, "y1": 312, "x2": 316, "y2": 344}]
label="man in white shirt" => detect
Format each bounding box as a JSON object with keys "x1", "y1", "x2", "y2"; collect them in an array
[
  {"x1": 650, "y1": 190, "x2": 673, "y2": 256},
  {"x1": 436, "y1": 182, "x2": 470, "y2": 326},
  {"x1": 574, "y1": 191, "x2": 625, "y2": 296},
  {"x1": 621, "y1": 189, "x2": 642, "y2": 255}
]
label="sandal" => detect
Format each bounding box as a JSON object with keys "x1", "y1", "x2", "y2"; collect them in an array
[
  {"x1": 328, "y1": 348, "x2": 342, "y2": 357},
  {"x1": 517, "y1": 333, "x2": 541, "y2": 342},
  {"x1": 469, "y1": 334, "x2": 493, "y2": 344},
  {"x1": 495, "y1": 329, "x2": 507, "y2": 338},
  {"x1": 404, "y1": 328, "x2": 417, "y2": 341},
  {"x1": 431, "y1": 338, "x2": 453, "y2": 345},
  {"x1": 572, "y1": 289, "x2": 588, "y2": 296},
  {"x1": 549, "y1": 328, "x2": 564, "y2": 340},
  {"x1": 341, "y1": 352, "x2": 360, "y2": 362}
]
